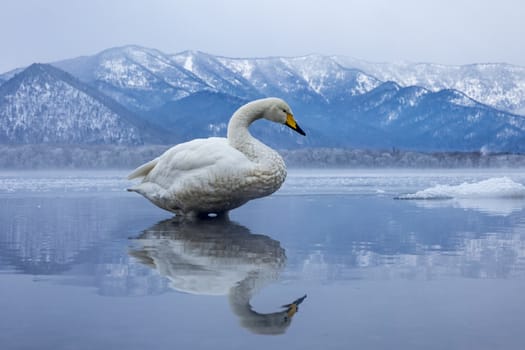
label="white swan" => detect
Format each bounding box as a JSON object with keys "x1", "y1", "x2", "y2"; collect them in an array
[{"x1": 127, "y1": 97, "x2": 305, "y2": 216}]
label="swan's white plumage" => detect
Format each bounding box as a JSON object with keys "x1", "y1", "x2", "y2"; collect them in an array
[
  {"x1": 127, "y1": 97, "x2": 304, "y2": 216},
  {"x1": 127, "y1": 157, "x2": 159, "y2": 180}
]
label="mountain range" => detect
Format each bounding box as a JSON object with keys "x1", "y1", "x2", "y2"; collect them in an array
[
  {"x1": 1, "y1": 45, "x2": 524, "y2": 152},
  {"x1": 333, "y1": 57, "x2": 525, "y2": 115},
  {"x1": 0, "y1": 62, "x2": 167, "y2": 145}
]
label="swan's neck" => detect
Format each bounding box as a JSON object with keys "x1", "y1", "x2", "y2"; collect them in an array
[{"x1": 227, "y1": 103, "x2": 271, "y2": 162}]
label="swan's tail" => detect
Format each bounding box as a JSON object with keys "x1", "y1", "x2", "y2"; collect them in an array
[{"x1": 127, "y1": 158, "x2": 159, "y2": 180}]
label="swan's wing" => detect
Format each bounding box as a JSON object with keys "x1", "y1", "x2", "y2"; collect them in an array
[
  {"x1": 127, "y1": 138, "x2": 244, "y2": 181},
  {"x1": 127, "y1": 157, "x2": 160, "y2": 180},
  {"x1": 142, "y1": 137, "x2": 251, "y2": 185}
]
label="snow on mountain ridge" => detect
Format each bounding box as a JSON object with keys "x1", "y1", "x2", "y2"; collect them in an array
[
  {"x1": 96, "y1": 46, "x2": 209, "y2": 92},
  {"x1": 52, "y1": 46, "x2": 211, "y2": 110},
  {"x1": 211, "y1": 53, "x2": 381, "y2": 103},
  {"x1": 183, "y1": 55, "x2": 194, "y2": 72},
  {"x1": 0, "y1": 63, "x2": 145, "y2": 145},
  {"x1": 334, "y1": 56, "x2": 525, "y2": 114},
  {"x1": 99, "y1": 57, "x2": 154, "y2": 89},
  {"x1": 170, "y1": 51, "x2": 257, "y2": 98},
  {"x1": 283, "y1": 55, "x2": 381, "y2": 99},
  {"x1": 2, "y1": 45, "x2": 524, "y2": 114}
]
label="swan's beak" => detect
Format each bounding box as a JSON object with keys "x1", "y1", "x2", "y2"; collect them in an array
[{"x1": 285, "y1": 113, "x2": 306, "y2": 136}]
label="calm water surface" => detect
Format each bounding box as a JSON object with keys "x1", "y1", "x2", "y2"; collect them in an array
[{"x1": 1, "y1": 169, "x2": 525, "y2": 350}]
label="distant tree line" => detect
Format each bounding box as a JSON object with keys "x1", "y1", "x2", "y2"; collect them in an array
[
  {"x1": 0, "y1": 144, "x2": 169, "y2": 169},
  {"x1": 1, "y1": 144, "x2": 525, "y2": 169},
  {"x1": 280, "y1": 148, "x2": 525, "y2": 168}
]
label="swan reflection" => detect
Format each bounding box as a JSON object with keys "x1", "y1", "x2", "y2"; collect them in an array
[{"x1": 129, "y1": 217, "x2": 306, "y2": 334}]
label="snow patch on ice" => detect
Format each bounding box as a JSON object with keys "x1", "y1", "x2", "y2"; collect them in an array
[{"x1": 397, "y1": 177, "x2": 525, "y2": 200}]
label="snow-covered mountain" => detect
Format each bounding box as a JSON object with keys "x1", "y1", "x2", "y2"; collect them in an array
[
  {"x1": 53, "y1": 46, "x2": 211, "y2": 111},
  {"x1": 50, "y1": 47, "x2": 382, "y2": 111},
  {"x1": 25, "y1": 46, "x2": 524, "y2": 117},
  {"x1": 0, "y1": 63, "x2": 164, "y2": 145},
  {"x1": 145, "y1": 81, "x2": 525, "y2": 152},
  {"x1": 334, "y1": 82, "x2": 525, "y2": 152},
  {"x1": 334, "y1": 57, "x2": 525, "y2": 115},
  {"x1": 1, "y1": 45, "x2": 525, "y2": 152},
  {"x1": 217, "y1": 54, "x2": 380, "y2": 102}
]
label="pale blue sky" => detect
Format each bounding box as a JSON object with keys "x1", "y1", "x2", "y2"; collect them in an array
[{"x1": 1, "y1": 0, "x2": 524, "y2": 72}]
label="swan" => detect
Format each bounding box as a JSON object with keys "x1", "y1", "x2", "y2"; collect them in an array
[{"x1": 127, "y1": 97, "x2": 305, "y2": 216}]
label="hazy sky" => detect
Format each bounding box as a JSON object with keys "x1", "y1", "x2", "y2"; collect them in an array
[{"x1": 1, "y1": 0, "x2": 524, "y2": 72}]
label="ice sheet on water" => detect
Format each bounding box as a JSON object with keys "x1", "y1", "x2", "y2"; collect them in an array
[
  {"x1": 0, "y1": 171, "x2": 131, "y2": 194},
  {"x1": 397, "y1": 177, "x2": 525, "y2": 200},
  {"x1": 407, "y1": 196, "x2": 525, "y2": 216},
  {"x1": 279, "y1": 169, "x2": 435, "y2": 196}
]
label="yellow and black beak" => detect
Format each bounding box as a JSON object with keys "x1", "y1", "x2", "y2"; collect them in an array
[
  {"x1": 282, "y1": 294, "x2": 307, "y2": 319},
  {"x1": 285, "y1": 113, "x2": 306, "y2": 136}
]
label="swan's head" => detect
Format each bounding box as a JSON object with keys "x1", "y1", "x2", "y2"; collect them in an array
[{"x1": 262, "y1": 98, "x2": 306, "y2": 136}]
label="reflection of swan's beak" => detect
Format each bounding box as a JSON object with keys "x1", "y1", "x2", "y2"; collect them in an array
[{"x1": 282, "y1": 294, "x2": 307, "y2": 320}]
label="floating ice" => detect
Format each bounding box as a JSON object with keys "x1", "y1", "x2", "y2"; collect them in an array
[{"x1": 396, "y1": 177, "x2": 525, "y2": 200}]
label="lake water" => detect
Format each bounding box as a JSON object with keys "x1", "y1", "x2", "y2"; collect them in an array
[{"x1": 1, "y1": 169, "x2": 525, "y2": 350}]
